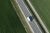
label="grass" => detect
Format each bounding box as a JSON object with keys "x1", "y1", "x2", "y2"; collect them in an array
[
  {"x1": 29, "y1": 0, "x2": 50, "y2": 32},
  {"x1": 0, "y1": 0, "x2": 26, "y2": 33}
]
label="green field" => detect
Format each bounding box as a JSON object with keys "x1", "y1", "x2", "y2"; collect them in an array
[
  {"x1": 29, "y1": 0, "x2": 50, "y2": 32},
  {"x1": 0, "y1": 0, "x2": 26, "y2": 33}
]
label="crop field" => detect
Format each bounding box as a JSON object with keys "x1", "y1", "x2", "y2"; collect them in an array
[
  {"x1": 29, "y1": 0, "x2": 50, "y2": 32},
  {"x1": 0, "y1": 0, "x2": 26, "y2": 33}
]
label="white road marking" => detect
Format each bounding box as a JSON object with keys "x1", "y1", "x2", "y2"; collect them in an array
[{"x1": 26, "y1": 0, "x2": 49, "y2": 33}]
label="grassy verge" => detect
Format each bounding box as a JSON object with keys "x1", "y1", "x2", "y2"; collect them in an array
[
  {"x1": 0, "y1": 0, "x2": 26, "y2": 33},
  {"x1": 29, "y1": 0, "x2": 50, "y2": 32}
]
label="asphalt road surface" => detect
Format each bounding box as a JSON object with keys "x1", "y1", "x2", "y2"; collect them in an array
[{"x1": 15, "y1": 0, "x2": 43, "y2": 33}]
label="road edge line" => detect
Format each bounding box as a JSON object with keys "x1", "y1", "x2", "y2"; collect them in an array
[
  {"x1": 10, "y1": 0, "x2": 35, "y2": 33},
  {"x1": 26, "y1": 0, "x2": 49, "y2": 33}
]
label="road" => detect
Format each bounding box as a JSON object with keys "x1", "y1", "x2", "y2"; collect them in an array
[
  {"x1": 26, "y1": 0, "x2": 49, "y2": 33},
  {"x1": 11, "y1": 0, "x2": 43, "y2": 33}
]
